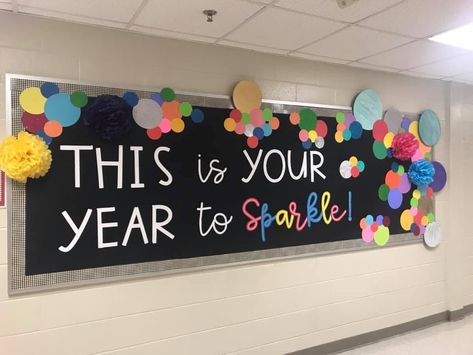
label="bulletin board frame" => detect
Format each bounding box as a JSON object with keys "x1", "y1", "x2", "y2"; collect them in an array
[{"x1": 6, "y1": 74, "x2": 420, "y2": 295}]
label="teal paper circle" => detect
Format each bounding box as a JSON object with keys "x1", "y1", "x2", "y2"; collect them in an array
[
  {"x1": 419, "y1": 110, "x2": 441, "y2": 146},
  {"x1": 353, "y1": 89, "x2": 383, "y2": 130}
]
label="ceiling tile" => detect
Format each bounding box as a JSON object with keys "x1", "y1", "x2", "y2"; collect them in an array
[
  {"x1": 134, "y1": 0, "x2": 262, "y2": 38},
  {"x1": 360, "y1": 0, "x2": 473, "y2": 38},
  {"x1": 218, "y1": 40, "x2": 288, "y2": 54},
  {"x1": 290, "y1": 52, "x2": 350, "y2": 64},
  {"x1": 348, "y1": 62, "x2": 400, "y2": 73},
  {"x1": 130, "y1": 25, "x2": 216, "y2": 44},
  {"x1": 299, "y1": 26, "x2": 411, "y2": 61},
  {"x1": 359, "y1": 40, "x2": 467, "y2": 70},
  {"x1": 411, "y1": 53, "x2": 473, "y2": 77},
  {"x1": 18, "y1": 0, "x2": 142, "y2": 23},
  {"x1": 275, "y1": 0, "x2": 402, "y2": 23},
  {"x1": 225, "y1": 7, "x2": 345, "y2": 50}
]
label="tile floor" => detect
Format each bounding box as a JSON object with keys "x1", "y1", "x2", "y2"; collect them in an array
[{"x1": 340, "y1": 314, "x2": 473, "y2": 355}]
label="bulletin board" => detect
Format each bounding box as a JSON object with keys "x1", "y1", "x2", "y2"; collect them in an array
[{"x1": 6, "y1": 74, "x2": 426, "y2": 295}]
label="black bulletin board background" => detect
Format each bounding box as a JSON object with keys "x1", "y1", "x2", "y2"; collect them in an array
[{"x1": 24, "y1": 103, "x2": 410, "y2": 276}]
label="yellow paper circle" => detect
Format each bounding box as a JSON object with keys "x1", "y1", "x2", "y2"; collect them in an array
[
  {"x1": 400, "y1": 210, "x2": 414, "y2": 231},
  {"x1": 383, "y1": 132, "x2": 394, "y2": 148},
  {"x1": 19, "y1": 87, "x2": 46, "y2": 114},
  {"x1": 232, "y1": 80, "x2": 262, "y2": 113},
  {"x1": 171, "y1": 118, "x2": 185, "y2": 133},
  {"x1": 308, "y1": 130, "x2": 317, "y2": 142}
]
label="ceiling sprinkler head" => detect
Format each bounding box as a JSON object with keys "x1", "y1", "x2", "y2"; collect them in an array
[
  {"x1": 203, "y1": 9, "x2": 217, "y2": 22},
  {"x1": 336, "y1": 0, "x2": 360, "y2": 9}
]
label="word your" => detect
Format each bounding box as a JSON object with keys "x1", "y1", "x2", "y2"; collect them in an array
[
  {"x1": 58, "y1": 205, "x2": 174, "y2": 252},
  {"x1": 241, "y1": 149, "x2": 326, "y2": 183},
  {"x1": 60, "y1": 145, "x2": 173, "y2": 189},
  {"x1": 242, "y1": 191, "x2": 352, "y2": 242}
]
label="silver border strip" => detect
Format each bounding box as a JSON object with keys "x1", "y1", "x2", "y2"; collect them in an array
[{"x1": 6, "y1": 74, "x2": 422, "y2": 296}]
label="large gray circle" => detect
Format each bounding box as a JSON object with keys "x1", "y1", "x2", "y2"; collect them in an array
[
  {"x1": 132, "y1": 98, "x2": 163, "y2": 129},
  {"x1": 384, "y1": 109, "x2": 403, "y2": 133}
]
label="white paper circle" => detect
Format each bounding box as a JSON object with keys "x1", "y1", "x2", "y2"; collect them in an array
[
  {"x1": 339, "y1": 160, "x2": 352, "y2": 179},
  {"x1": 424, "y1": 222, "x2": 442, "y2": 248},
  {"x1": 244, "y1": 123, "x2": 254, "y2": 137},
  {"x1": 384, "y1": 109, "x2": 403, "y2": 133},
  {"x1": 315, "y1": 137, "x2": 325, "y2": 149},
  {"x1": 132, "y1": 98, "x2": 163, "y2": 129}
]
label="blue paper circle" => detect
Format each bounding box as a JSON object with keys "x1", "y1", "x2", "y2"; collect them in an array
[
  {"x1": 123, "y1": 92, "x2": 139, "y2": 107},
  {"x1": 302, "y1": 140, "x2": 312, "y2": 150},
  {"x1": 36, "y1": 130, "x2": 52, "y2": 145},
  {"x1": 353, "y1": 89, "x2": 383, "y2": 130},
  {"x1": 253, "y1": 127, "x2": 264, "y2": 140},
  {"x1": 262, "y1": 123, "x2": 272, "y2": 137},
  {"x1": 40, "y1": 82, "x2": 59, "y2": 98},
  {"x1": 151, "y1": 93, "x2": 164, "y2": 106},
  {"x1": 44, "y1": 93, "x2": 81, "y2": 127},
  {"x1": 388, "y1": 188, "x2": 402, "y2": 209},
  {"x1": 419, "y1": 110, "x2": 441, "y2": 146},
  {"x1": 349, "y1": 121, "x2": 363, "y2": 139},
  {"x1": 191, "y1": 109, "x2": 204, "y2": 123},
  {"x1": 366, "y1": 215, "x2": 374, "y2": 225}
]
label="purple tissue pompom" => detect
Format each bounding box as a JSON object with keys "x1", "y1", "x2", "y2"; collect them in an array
[
  {"x1": 408, "y1": 159, "x2": 435, "y2": 190},
  {"x1": 83, "y1": 95, "x2": 133, "y2": 141}
]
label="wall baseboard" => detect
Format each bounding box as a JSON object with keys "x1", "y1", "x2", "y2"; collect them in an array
[{"x1": 290, "y1": 304, "x2": 473, "y2": 355}]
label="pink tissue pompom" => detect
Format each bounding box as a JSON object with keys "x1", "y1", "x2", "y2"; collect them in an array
[{"x1": 392, "y1": 132, "x2": 419, "y2": 161}]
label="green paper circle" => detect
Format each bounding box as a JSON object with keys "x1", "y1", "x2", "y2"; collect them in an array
[
  {"x1": 374, "y1": 226, "x2": 390, "y2": 246},
  {"x1": 353, "y1": 89, "x2": 383, "y2": 130},
  {"x1": 70, "y1": 91, "x2": 88, "y2": 108},
  {"x1": 242, "y1": 112, "x2": 251, "y2": 124},
  {"x1": 410, "y1": 198, "x2": 418, "y2": 207},
  {"x1": 336, "y1": 112, "x2": 345, "y2": 123},
  {"x1": 378, "y1": 184, "x2": 389, "y2": 201},
  {"x1": 372, "y1": 141, "x2": 387, "y2": 159},
  {"x1": 262, "y1": 107, "x2": 273, "y2": 121},
  {"x1": 397, "y1": 165, "x2": 405, "y2": 175},
  {"x1": 419, "y1": 109, "x2": 441, "y2": 146},
  {"x1": 179, "y1": 102, "x2": 192, "y2": 117},
  {"x1": 299, "y1": 109, "x2": 317, "y2": 130},
  {"x1": 160, "y1": 87, "x2": 176, "y2": 102}
]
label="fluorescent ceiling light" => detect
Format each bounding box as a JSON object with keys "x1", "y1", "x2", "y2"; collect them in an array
[{"x1": 430, "y1": 23, "x2": 473, "y2": 50}]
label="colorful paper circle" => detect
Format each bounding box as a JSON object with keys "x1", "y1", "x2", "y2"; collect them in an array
[
  {"x1": 419, "y1": 110, "x2": 441, "y2": 146},
  {"x1": 132, "y1": 98, "x2": 163, "y2": 129},
  {"x1": 232, "y1": 80, "x2": 262, "y2": 113},
  {"x1": 44, "y1": 93, "x2": 81, "y2": 127},
  {"x1": 353, "y1": 89, "x2": 383, "y2": 130},
  {"x1": 424, "y1": 222, "x2": 442, "y2": 248},
  {"x1": 383, "y1": 109, "x2": 402, "y2": 133},
  {"x1": 20, "y1": 87, "x2": 46, "y2": 114},
  {"x1": 430, "y1": 161, "x2": 447, "y2": 192}
]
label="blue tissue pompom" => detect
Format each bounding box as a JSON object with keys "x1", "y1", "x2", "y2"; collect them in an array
[
  {"x1": 83, "y1": 95, "x2": 133, "y2": 141},
  {"x1": 408, "y1": 159, "x2": 435, "y2": 189}
]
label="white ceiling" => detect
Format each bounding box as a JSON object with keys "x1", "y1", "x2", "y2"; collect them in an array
[{"x1": 3, "y1": 0, "x2": 473, "y2": 85}]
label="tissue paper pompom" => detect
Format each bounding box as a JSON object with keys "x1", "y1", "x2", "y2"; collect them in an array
[
  {"x1": 408, "y1": 159, "x2": 435, "y2": 189},
  {"x1": 83, "y1": 95, "x2": 133, "y2": 141},
  {"x1": 392, "y1": 132, "x2": 419, "y2": 161},
  {"x1": 0, "y1": 132, "x2": 52, "y2": 183}
]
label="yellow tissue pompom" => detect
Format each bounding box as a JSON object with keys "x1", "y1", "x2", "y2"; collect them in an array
[{"x1": 0, "y1": 132, "x2": 52, "y2": 183}]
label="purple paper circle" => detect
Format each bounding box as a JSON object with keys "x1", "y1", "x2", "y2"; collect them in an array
[
  {"x1": 430, "y1": 161, "x2": 447, "y2": 192},
  {"x1": 398, "y1": 173, "x2": 411, "y2": 194},
  {"x1": 388, "y1": 188, "x2": 402, "y2": 209}
]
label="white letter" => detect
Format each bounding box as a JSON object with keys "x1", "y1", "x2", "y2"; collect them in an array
[
  {"x1": 263, "y1": 149, "x2": 286, "y2": 183},
  {"x1": 58, "y1": 209, "x2": 93, "y2": 252},
  {"x1": 154, "y1": 147, "x2": 173, "y2": 186},
  {"x1": 130, "y1": 146, "x2": 145, "y2": 188},
  {"x1": 287, "y1": 150, "x2": 307, "y2": 180},
  {"x1": 60, "y1": 145, "x2": 93, "y2": 188},
  {"x1": 310, "y1": 151, "x2": 326, "y2": 181},
  {"x1": 152, "y1": 205, "x2": 174, "y2": 242},
  {"x1": 97, "y1": 207, "x2": 118, "y2": 248},
  {"x1": 241, "y1": 149, "x2": 263, "y2": 183},
  {"x1": 96, "y1": 146, "x2": 123, "y2": 189},
  {"x1": 122, "y1": 207, "x2": 149, "y2": 246}
]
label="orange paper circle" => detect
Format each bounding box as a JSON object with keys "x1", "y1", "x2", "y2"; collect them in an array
[
  {"x1": 232, "y1": 80, "x2": 262, "y2": 113},
  {"x1": 44, "y1": 120, "x2": 63, "y2": 137}
]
